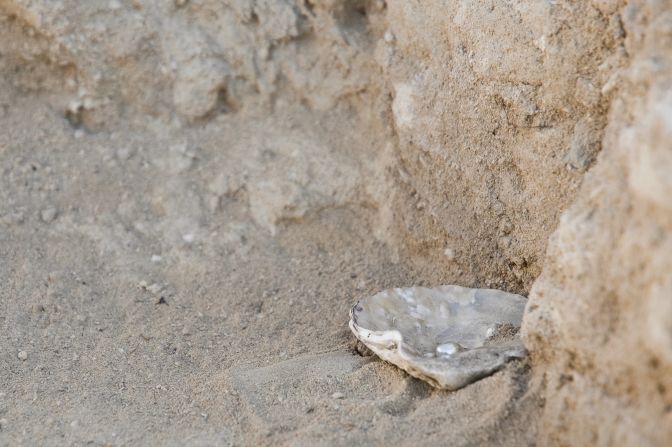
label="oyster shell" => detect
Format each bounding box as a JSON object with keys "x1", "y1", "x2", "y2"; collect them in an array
[{"x1": 349, "y1": 285, "x2": 527, "y2": 390}]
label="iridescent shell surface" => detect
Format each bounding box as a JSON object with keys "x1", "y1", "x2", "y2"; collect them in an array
[{"x1": 349, "y1": 285, "x2": 527, "y2": 390}]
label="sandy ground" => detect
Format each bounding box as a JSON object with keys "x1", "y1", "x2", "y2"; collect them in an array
[{"x1": 0, "y1": 90, "x2": 539, "y2": 446}]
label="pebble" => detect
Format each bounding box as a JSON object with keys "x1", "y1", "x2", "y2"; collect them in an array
[
  {"x1": 116, "y1": 146, "x2": 135, "y2": 161},
  {"x1": 443, "y1": 247, "x2": 455, "y2": 261},
  {"x1": 499, "y1": 218, "x2": 513, "y2": 235},
  {"x1": 208, "y1": 173, "x2": 231, "y2": 196},
  {"x1": 498, "y1": 236, "x2": 512, "y2": 249},
  {"x1": 331, "y1": 392, "x2": 344, "y2": 399},
  {"x1": 147, "y1": 283, "x2": 162, "y2": 295},
  {"x1": 1, "y1": 211, "x2": 24, "y2": 226},
  {"x1": 182, "y1": 233, "x2": 195, "y2": 244},
  {"x1": 150, "y1": 254, "x2": 162, "y2": 263},
  {"x1": 17, "y1": 351, "x2": 28, "y2": 361},
  {"x1": 40, "y1": 207, "x2": 58, "y2": 223},
  {"x1": 32, "y1": 304, "x2": 46, "y2": 313},
  {"x1": 0, "y1": 418, "x2": 7, "y2": 430}
]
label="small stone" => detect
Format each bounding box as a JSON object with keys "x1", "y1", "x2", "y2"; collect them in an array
[
  {"x1": 443, "y1": 247, "x2": 456, "y2": 261},
  {"x1": 498, "y1": 236, "x2": 512, "y2": 249},
  {"x1": 181, "y1": 326, "x2": 191, "y2": 335},
  {"x1": 147, "y1": 283, "x2": 162, "y2": 295},
  {"x1": 17, "y1": 351, "x2": 28, "y2": 361},
  {"x1": 32, "y1": 304, "x2": 46, "y2": 313},
  {"x1": 1, "y1": 211, "x2": 24, "y2": 226},
  {"x1": 208, "y1": 173, "x2": 231, "y2": 196},
  {"x1": 575, "y1": 78, "x2": 600, "y2": 108},
  {"x1": 499, "y1": 218, "x2": 513, "y2": 235},
  {"x1": 40, "y1": 207, "x2": 58, "y2": 223},
  {"x1": 150, "y1": 254, "x2": 162, "y2": 263},
  {"x1": 384, "y1": 30, "x2": 395, "y2": 43},
  {"x1": 564, "y1": 118, "x2": 600, "y2": 172},
  {"x1": 0, "y1": 418, "x2": 7, "y2": 430},
  {"x1": 116, "y1": 146, "x2": 135, "y2": 161},
  {"x1": 182, "y1": 233, "x2": 195, "y2": 243},
  {"x1": 83, "y1": 97, "x2": 96, "y2": 109},
  {"x1": 331, "y1": 392, "x2": 344, "y2": 399}
]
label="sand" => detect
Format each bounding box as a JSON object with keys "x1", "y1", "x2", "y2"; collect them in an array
[{"x1": 0, "y1": 95, "x2": 538, "y2": 445}]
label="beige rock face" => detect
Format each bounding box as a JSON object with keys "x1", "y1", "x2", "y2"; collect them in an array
[
  {"x1": 522, "y1": 3, "x2": 672, "y2": 443},
  {"x1": 381, "y1": 0, "x2": 623, "y2": 292},
  {"x1": 1, "y1": 0, "x2": 671, "y2": 445}
]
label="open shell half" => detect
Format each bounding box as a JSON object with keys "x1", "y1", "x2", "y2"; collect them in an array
[{"x1": 349, "y1": 285, "x2": 527, "y2": 390}]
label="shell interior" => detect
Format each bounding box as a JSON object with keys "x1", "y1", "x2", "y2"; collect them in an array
[{"x1": 349, "y1": 285, "x2": 527, "y2": 390}]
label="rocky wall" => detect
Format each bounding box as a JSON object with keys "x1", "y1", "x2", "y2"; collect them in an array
[{"x1": 522, "y1": 1, "x2": 672, "y2": 444}]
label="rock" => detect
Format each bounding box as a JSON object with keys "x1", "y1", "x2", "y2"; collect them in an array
[
  {"x1": 575, "y1": 78, "x2": 601, "y2": 108},
  {"x1": 443, "y1": 247, "x2": 455, "y2": 261},
  {"x1": 116, "y1": 146, "x2": 135, "y2": 161},
  {"x1": 564, "y1": 118, "x2": 601, "y2": 172},
  {"x1": 147, "y1": 283, "x2": 162, "y2": 295},
  {"x1": 40, "y1": 207, "x2": 58, "y2": 223},
  {"x1": 392, "y1": 82, "x2": 418, "y2": 130},
  {"x1": 17, "y1": 351, "x2": 28, "y2": 361}
]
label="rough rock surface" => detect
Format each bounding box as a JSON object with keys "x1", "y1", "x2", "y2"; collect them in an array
[
  {"x1": 0, "y1": 0, "x2": 670, "y2": 445},
  {"x1": 522, "y1": 2, "x2": 672, "y2": 444}
]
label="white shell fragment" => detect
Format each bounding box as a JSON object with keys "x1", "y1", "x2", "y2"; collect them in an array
[{"x1": 349, "y1": 285, "x2": 527, "y2": 390}]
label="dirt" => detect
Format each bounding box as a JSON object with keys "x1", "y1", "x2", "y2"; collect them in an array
[
  {"x1": 1, "y1": 0, "x2": 671, "y2": 446},
  {"x1": 0, "y1": 94, "x2": 538, "y2": 445}
]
